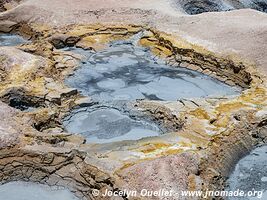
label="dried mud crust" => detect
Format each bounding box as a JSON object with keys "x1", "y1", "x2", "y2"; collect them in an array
[
  {"x1": 0, "y1": 145, "x2": 118, "y2": 200},
  {"x1": 0, "y1": 22, "x2": 266, "y2": 200}
]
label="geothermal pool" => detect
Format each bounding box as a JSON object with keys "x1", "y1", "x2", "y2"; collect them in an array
[
  {"x1": 63, "y1": 107, "x2": 161, "y2": 143},
  {"x1": 227, "y1": 145, "x2": 267, "y2": 200},
  {"x1": 65, "y1": 41, "x2": 240, "y2": 102},
  {"x1": 0, "y1": 182, "x2": 79, "y2": 200},
  {"x1": 0, "y1": 34, "x2": 28, "y2": 46},
  {"x1": 63, "y1": 38, "x2": 241, "y2": 143}
]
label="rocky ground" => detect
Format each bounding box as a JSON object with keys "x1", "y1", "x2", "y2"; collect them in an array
[
  {"x1": 174, "y1": 0, "x2": 267, "y2": 14},
  {"x1": 0, "y1": 0, "x2": 266, "y2": 200}
]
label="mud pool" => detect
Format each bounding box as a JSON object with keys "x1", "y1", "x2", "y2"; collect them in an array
[
  {"x1": 227, "y1": 145, "x2": 267, "y2": 199},
  {"x1": 0, "y1": 34, "x2": 28, "y2": 46},
  {"x1": 63, "y1": 38, "x2": 242, "y2": 143},
  {"x1": 63, "y1": 107, "x2": 161, "y2": 143},
  {"x1": 0, "y1": 181, "x2": 79, "y2": 200},
  {"x1": 65, "y1": 40, "x2": 240, "y2": 102}
]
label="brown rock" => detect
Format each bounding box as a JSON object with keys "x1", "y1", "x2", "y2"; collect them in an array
[
  {"x1": 48, "y1": 34, "x2": 68, "y2": 49},
  {"x1": 60, "y1": 88, "x2": 78, "y2": 98},
  {"x1": 0, "y1": 20, "x2": 17, "y2": 33}
]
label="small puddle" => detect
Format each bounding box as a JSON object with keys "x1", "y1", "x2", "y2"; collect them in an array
[
  {"x1": 227, "y1": 145, "x2": 267, "y2": 199},
  {"x1": 0, "y1": 34, "x2": 29, "y2": 46},
  {"x1": 0, "y1": 181, "x2": 79, "y2": 200},
  {"x1": 63, "y1": 106, "x2": 161, "y2": 144}
]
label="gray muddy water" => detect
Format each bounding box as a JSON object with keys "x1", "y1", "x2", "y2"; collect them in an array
[
  {"x1": 227, "y1": 145, "x2": 267, "y2": 199},
  {"x1": 0, "y1": 181, "x2": 79, "y2": 200},
  {"x1": 63, "y1": 37, "x2": 241, "y2": 143},
  {"x1": 0, "y1": 34, "x2": 28, "y2": 46},
  {"x1": 63, "y1": 106, "x2": 161, "y2": 144},
  {"x1": 65, "y1": 40, "x2": 240, "y2": 102}
]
